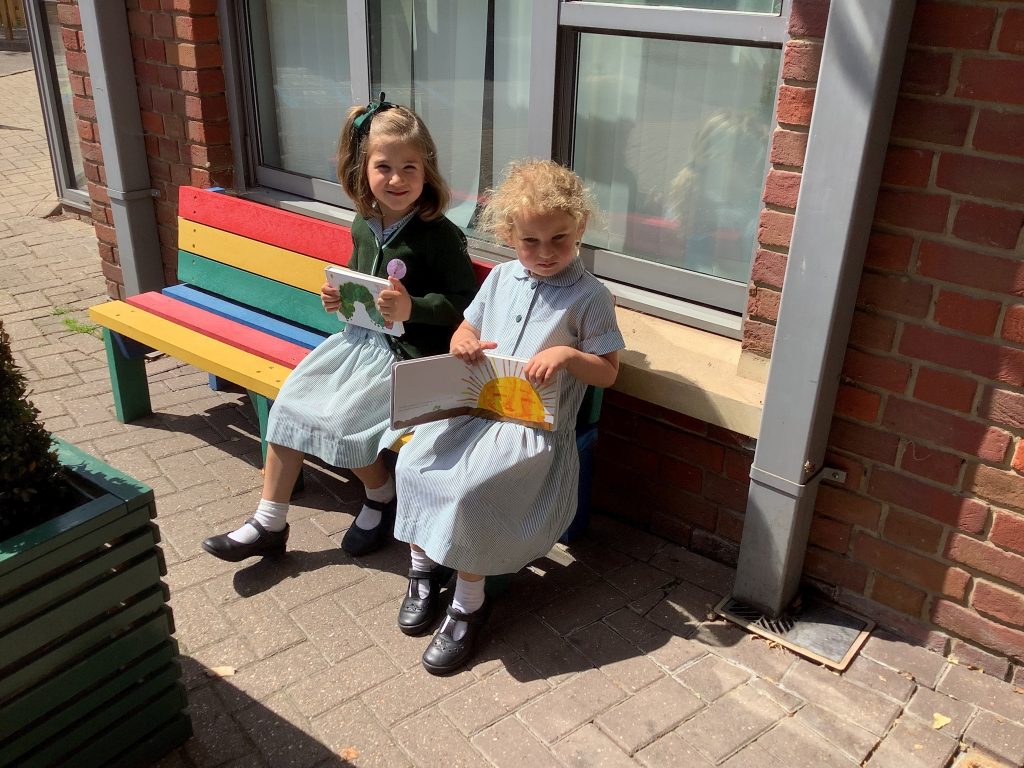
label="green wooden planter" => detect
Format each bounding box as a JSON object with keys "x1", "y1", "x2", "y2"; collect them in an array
[{"x1": 0, "y1": 439, "x2": 191, "y2": 768}]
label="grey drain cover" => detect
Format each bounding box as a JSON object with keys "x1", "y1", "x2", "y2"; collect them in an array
[{"x1": 716, "y1": 595, "x2": 874, "y2": 670}]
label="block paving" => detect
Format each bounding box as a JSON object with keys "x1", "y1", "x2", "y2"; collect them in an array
[{"x1": 2, "y1": 57, "x2": 1023, "y2": 768}]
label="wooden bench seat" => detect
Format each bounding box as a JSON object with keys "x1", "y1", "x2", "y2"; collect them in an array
[{"x1": 89, "y1": 186, "x2": 602, "y2": 541}]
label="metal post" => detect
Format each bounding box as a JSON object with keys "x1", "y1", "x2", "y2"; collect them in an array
[
  {"x1": 77, "y1": 0, "x2": 164, "y2": 295},
  {"x1": 732, "y1": 0, "x2": 917, "y2": 617}
]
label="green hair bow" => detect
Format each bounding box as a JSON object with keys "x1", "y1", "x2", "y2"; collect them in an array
[{"x1": 352, "y1": 92, "x2": 395, "y2": 140}]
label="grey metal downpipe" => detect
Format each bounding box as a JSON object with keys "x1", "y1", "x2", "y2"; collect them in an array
[
  {"x1": 732, "y1": 0, "x2": 917, "y2": 617},
  {"x1": 78, "y1": 1, "x2": 164, "y2": 295}
]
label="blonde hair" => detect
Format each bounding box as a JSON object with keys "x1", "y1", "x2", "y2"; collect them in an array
[
  {"x1": 336, "y1": 103, "x2": 450, "y2": 221},
  {"x1": 478, "y1": 159, "x2": 596, "y2": 244}
]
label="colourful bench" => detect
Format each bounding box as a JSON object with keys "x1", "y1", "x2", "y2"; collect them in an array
[{"x1": 88, "y1": 187, "x2": 601, "y2": 541}]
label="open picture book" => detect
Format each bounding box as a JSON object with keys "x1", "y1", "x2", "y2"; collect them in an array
[
  {"x1": 391, "y1": 353, "x2": 559, "y2": 431},
  {"x1": 324, "y1": 265, "x2": 404, "y2": 337}
]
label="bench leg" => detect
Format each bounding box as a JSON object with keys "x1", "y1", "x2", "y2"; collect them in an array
[
  {"x1": 250, "y1": 391, "x2": 272, "y2": 462},
  {"x1": 248, "y1": 391, "x2": 304, "y2": 495},
  {"x1": 103, "y1": 329, "x2": 152, "y2": 422}
]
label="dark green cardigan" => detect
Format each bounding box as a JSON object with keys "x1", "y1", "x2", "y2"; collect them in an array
[{"x1": 348, "y1": 214, "x2": 478, "y2": 359}]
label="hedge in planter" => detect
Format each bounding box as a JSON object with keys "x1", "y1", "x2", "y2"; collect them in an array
[{"x1": 0, "y1": 323, "x2": 190, "y2": 767}]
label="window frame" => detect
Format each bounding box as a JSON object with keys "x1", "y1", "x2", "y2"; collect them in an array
[
  {"x1": 227, "y1": 0, "x2": 792, "y2": 338},
  {"x1": 24, "y1": 0, "x2": 89, "y2": 212}
]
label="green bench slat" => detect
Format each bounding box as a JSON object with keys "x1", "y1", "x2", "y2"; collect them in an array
[{"x1": 178, "y1": 250, "x2": 345, "y2": 336}]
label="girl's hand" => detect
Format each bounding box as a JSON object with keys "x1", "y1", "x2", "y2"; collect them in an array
[
  {"x1": 377, "y1": 277, "x2": 413, "y2": 323},
  {"x1": 451, "y1": 337, "x2": 497, "y2": 363},
  {"x1": 524, "y1": 346, "x2": 576, "y2": 385},
  {"x1": 321, "y1": 281, "x2": 341, "y2": 313}
]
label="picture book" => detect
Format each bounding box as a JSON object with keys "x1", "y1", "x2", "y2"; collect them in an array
[
  {"x1": 324, "y1": 265, "x2": 404, "y2": 337},
  {"x1": 390, "y1": 353, "x2": 559, "y2": 431}
]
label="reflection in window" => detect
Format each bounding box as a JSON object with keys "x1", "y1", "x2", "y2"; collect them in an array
[
  {"x1": 574, "y1": 34, "x2": 779, "y2": 284},
  {"x1": 370, "y1": 0, "x2": 532, "y2": 232},
  {"x1": 43, "y1": 0, "x2": 84, "y2": 189},
  {"x1": 249, "y1": 0, "x2": 351, "y2": 180}
]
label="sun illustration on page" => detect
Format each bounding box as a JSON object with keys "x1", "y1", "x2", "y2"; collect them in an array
[{"x1": 462, "y1": 358, "x2": 557, "y2": 429}]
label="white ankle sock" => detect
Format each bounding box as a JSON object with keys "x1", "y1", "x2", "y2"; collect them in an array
[
  {"x1": 354, "y1": 476, "x2": 395, "y2": 530},
  {"x1": 410, "y1": 548, "x2": 437, "y2": 599},
  {"x1": 227, "y1": 499, "x2": 289, "y2": 543},
  {"x1": 444, "y1": 575, "x2": 485, "y2": 641}
]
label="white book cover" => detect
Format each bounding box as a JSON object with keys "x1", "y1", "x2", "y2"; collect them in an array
[
  {"x1": 324, "y1": 265, "x2": 404, "y2": 337},
  {"x1": 391, "y1": 353, "x2": 558, "y2": 431}
]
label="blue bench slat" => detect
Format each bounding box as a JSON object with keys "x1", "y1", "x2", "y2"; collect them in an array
[{"x1": 162, "y1": 284, "x2": 329, "y2": 350}]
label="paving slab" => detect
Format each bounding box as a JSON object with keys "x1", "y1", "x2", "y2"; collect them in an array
[
  {"x1": 964, "y1": 711, "x2": 1024, "y2": 767},
  {"x1": 866, "y1": 717, "x2": 959, "y2": 768}
]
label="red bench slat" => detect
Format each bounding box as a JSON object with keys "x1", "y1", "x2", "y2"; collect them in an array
[
  {"x1": 178, "y1": 187, "x2": 353, "y2": 267},
  {"x1": 126, "y1": 292, "x2": 311, "y2": 370}
]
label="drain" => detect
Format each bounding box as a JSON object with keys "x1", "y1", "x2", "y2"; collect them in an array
[{"x1": 716, "y1": 594, "x2": 874, "y2": 670}]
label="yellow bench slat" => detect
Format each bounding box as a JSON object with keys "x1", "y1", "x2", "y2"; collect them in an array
[
  {"x1": 89, "y1": 301, "x2": 291, "y2": 400},
  {"x1": 177, "y1": 219, "x2": 331, "y2": 293}
]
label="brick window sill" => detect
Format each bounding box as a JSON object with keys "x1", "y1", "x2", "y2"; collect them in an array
[{"x1": 613, "y1": 306, "x2": 766, "y2": 438}]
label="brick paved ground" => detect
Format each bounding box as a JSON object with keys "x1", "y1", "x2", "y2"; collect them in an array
[{"x1": 3, "y1": 58, "x2": 1023, "y2": 768}]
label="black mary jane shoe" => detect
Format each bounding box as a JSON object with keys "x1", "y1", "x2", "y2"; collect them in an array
[
  {"x1": 340, "y1": 497, "x2": 395, "y2": 556},
  {"x1": 397, "y1": 565, "x2": 455, "y2": 636},
  {"x1": 201, "y1": 518, "x2": 289, "y2": 562},
  {"x1": 421, "y1": 600, "x2": 490, "y2": 676}
]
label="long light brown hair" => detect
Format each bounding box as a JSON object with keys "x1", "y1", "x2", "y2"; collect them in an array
[{"x1": 336, "y1": 103, "x2": 450, "y2": 221}]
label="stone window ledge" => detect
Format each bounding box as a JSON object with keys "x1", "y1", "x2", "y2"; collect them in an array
[{"x1": 614, "y1": 307, "x2": 766, "y2": 439}]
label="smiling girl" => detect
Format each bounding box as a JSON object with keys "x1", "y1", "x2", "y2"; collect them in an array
[
  {"x1": 392, "y1": 160, "x2": 625, "y2": 674},
  {"x1": 202, "y1": 96, "x2": 477, "y2": 563}
]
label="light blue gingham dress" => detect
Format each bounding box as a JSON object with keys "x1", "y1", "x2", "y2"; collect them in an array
[
  {"x1": 393, "y1": 258, "x2": 625, "y2": 575},
  {"x1": 265, "y1": 214, "x2": 413, "y2": 469}
]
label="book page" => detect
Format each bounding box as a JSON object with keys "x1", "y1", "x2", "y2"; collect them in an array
[
  {"x1": 324, "y1": 265, "x2": 404, "y2": 337},
  {"x1": 391, "y1": 353, "x2": 558, "y2": 430}
]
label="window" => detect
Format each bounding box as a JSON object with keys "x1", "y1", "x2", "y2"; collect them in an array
[
  {"x1": 369, "y1": 0, "x2": 534, "y2": 230},
  {"x1": 237, "y1": 0, "x2": 790, "y2": 337},
  {"x1": 24, "y1": 0, "x2": 88, "y2": 210}
]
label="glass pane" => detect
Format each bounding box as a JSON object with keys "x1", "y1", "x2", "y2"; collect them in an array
[
  {"x1": 573, "y1": 34, "x2": 779, "y2": 284},
  {"x1": 249, "y1": 0, "x2": 352, "y2": 180},
  {"x1": 43, "y1": 0, "x2": 84, "y2": 189},
  {"x1": 574, "y1": 0, "x2": 781, "y2": 11},
  {"x1": 370, "y1": 0, "x2": 532, "y2": 232}
]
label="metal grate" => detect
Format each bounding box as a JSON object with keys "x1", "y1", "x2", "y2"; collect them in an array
[
  {"x1": 715, "y1": 594, "x2": 874, "y2": 670},
  {"x1": 720, "y1": 597, "x2": 796, "y2": 635}
]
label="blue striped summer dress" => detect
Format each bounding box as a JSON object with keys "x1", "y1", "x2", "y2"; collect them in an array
[
  {"x1": 265, "y1": 213, "x2": 413, "y2": 469},
  {"x1": 393, "y1": 258, "x2": 625, "y2": 575}
]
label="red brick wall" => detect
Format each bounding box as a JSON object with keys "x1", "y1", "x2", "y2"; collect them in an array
[
  {"x1": 742, "y1": 0, "x2": 826, "y2": 357},
  {"x1": 602, "y1": 0, "x2": 1024, "y2": 668},
  {"x1": 129, "y1": 0, "x2": 234, "y2": 287},
  {"x1": 817, "y1": 0, "x2": 1024, "y2": 667},
  {"x1": 60, "y1": 0, "x2": 234, "y2": 298},
  {"x1": 593, "y1": 391, "x2": 756, "y2": 566}
]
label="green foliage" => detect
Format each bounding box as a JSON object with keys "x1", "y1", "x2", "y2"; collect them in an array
[
  {"x1": 53, "y1": 306, "x2": 100, "y2": 337},
  {"x1": 0, "y1": 319, "x2": 72, "y2": 542}
]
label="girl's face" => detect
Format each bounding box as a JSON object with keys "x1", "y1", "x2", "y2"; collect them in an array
[
  {"x1": 366, "y1": 138, "x2": 425, "y2": 226},
  {"x1": 508, "y1": 210, "x2": 586, "y2": 278}
]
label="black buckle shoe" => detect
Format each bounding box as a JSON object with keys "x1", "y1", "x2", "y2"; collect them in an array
[
  {"x1": 201, "y1": 518, "x2": 289, "y2": 562},
  {"x1": 340, "y1": 497, "x2": 395, "y2": 556},
  {"x1": 398, "y1": 565, "x2": 455, "y2": 636},
  {"x1": 421, "y1": 600, "x2": 490, "y2": 676}
]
